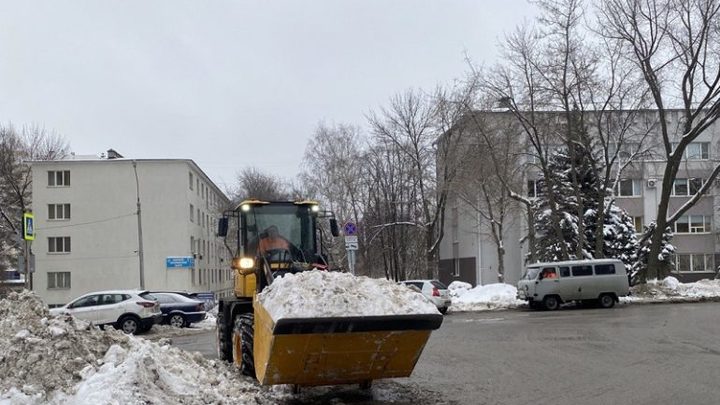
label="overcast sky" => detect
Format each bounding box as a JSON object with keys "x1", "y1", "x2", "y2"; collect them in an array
[{"x1": 0, "y1": 0, "x2": 537, "y2": 191}]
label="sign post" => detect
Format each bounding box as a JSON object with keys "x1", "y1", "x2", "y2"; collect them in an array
[
  {"x1": 22, "y1": 212, "x2": 35, "y2": 290},
  {"x1": 343, "y1": 222, "x2": 359, "y2": 275}
]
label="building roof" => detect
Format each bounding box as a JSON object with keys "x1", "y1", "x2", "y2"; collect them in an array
[{"x1": 29, "y1": 156, "x2": 230, "y2": 203}]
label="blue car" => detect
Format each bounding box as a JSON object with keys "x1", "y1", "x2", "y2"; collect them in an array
[{"x1": 150, "y1": 292, "x2": 207, "y2": 328}]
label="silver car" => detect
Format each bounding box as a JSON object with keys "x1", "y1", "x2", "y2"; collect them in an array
[{"x1": 401, "y1": 279, "x2": 451, "y2": 314}]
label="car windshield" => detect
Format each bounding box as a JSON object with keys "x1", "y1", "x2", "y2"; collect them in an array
[
  {"x1": 522, "y1": 267, "x2": 541, "y2": 280},
  {"x1": 431, "y1": 280, "x2": 448, "y2": 289}
]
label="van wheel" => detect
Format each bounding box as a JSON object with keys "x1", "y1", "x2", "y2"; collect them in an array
[
  {"x1": 599, "y1": 294, "x2": 615, "y2": 309},
  {"x1": 543, "y1": 296, "x2": 560, "y2": 311}
]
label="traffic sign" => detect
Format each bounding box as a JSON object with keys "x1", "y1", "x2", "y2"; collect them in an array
[
  {"x1": 344, "y1": 235, "x2": 358, "y2": 250},
  {"x1": 23, "y1": 213, "x2": 35, "y2": 241},
  {"x1": 343, "y1": 222, "x2": 357, "y2": 236}
]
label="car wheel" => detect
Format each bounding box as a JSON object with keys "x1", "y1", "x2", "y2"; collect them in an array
[
  {"x1": 232, "y1": 312, "x2": 255, "y2": 378},
  {"x1": 169, "y1": 314, "x2": 186, "y2": 328},
  {"x1": 118, "y1": 315, "x2": 140, "y2": 334},
  {"x1": 543, "y1": 296, "x2": 560, "y2": 311},
  {"x1": 599, "y1": 294, "x2": 615, "y2": 309}
]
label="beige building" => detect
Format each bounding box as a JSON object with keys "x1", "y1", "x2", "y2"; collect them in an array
[
  {"x1": 30, "y1": 151, "x2": 233, "y2": 307},
  {"x1": 439, "y1": 110, "x2": 720, "y2": 286}
]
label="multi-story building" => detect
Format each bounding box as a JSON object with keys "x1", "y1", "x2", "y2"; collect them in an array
[
  {"x1": 439, "y1": 110, "x2": 720, "y2": 286},
  {"x1": 30, "y1": 150, "x2": 233, "y2": 306}
]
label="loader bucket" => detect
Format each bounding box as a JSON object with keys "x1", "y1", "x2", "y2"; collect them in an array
[{"x1": 253, "y1": 297, "x2": 443, "y2": 386}]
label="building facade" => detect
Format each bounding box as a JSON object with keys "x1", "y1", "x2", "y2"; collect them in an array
[
  {"x1": 30, "y1": 153, "x2": 233, "y2": 306},
  {"x1": 439, "y1": 110, "x2": 720, "y2": 287}
]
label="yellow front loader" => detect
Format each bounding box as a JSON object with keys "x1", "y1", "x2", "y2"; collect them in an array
[{"x1": 216, "y1": 200, "x2": 442, "y2": 388}]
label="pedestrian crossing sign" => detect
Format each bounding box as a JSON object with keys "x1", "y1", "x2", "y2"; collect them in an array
[{"x1": 23, "y1": 212, "x2": 35, "y2": 241}]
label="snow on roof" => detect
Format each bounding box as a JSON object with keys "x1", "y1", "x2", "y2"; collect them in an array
[{"x1": 258, "y1": 270, "x2": 439, "y2": 321}]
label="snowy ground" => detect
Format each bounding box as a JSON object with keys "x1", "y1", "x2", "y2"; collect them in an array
[{"x1": 448, "y1": 276, "x2": 720, "y2": 312}]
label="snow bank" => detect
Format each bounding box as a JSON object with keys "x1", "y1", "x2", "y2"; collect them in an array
[
  {"x1": 0, "y1": 291, "x2": 284, "y2": 405},
  {"x1": 622, "y1": 277, "x2": 720, "y2": 304},
  {"x1": 258, "y1": 270, "x2": 439, "y2": 321},
  {"x1": 447, "y1": 281, "x2": 472, "y2": 297},
  {"x1": 450, "y1": 283, "x2": 525, "y2": 312}
]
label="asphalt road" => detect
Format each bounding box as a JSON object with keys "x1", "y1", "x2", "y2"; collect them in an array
[{"x1": 171, "y1": 302, "x2": 720, "y2": 404}]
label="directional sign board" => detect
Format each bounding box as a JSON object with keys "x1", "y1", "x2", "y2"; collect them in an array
[
  {"x1": 343, "y1": 222, "x2": 357, "y2": 236},
  {"x1": 166, "y1": 256, "x2": 194, "y2": 269},
  {"x1": 344, "y1": 235, "x2": 359, "y2": 250}
]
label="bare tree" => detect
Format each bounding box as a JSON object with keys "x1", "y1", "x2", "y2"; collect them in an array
[
  {"x1": 232, "y1": 167, "x2": 289, "y2": 202},
  {"x1": 0, "y1": 124, "x2": 69, "y2": 273},
  {"x1": 598, "y1": 0, "x2": 720, "y2": 280}
]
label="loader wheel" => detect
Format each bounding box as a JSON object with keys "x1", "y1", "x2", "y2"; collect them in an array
[
  {"x1": 233, "y1": 313, "x2": 256, "y2": 378},
  {"x1": 216, "y1": 311, "x2": 233, "y2": 362}
]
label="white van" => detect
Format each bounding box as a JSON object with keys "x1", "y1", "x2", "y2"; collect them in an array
[{"x1": 516, "y1": 259, "x2": 630, "y2": 310}]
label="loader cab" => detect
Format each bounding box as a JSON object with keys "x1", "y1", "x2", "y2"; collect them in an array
[{"x1": 218, "y1": 200, "x2": 339, "y2": 295}]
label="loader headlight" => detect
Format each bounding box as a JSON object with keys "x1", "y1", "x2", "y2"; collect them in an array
[
  {"x1": 239, "y1": 257, "x2": 255, "y2": 269},
  {"x1": 241, "y1": 204, "x2": 251, "y2": 212},
  {"x1": 231, "y1": 257, "x2": 255, "y2": 270},
  {"x1": 310, "y1": 204, "x2": 320, "y2": 213}
]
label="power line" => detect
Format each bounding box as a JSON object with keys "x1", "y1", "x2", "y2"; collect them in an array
[{"x1": 36, "y1": 212, "x2": 136, "y2": 231}]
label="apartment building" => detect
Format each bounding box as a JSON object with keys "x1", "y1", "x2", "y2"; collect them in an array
[
  {"x1": 439, "y1": 110, "x2": 720, "y2": 286},
  {"x1": 30, "y1": 151, "x2": 233, "y2": 306}
]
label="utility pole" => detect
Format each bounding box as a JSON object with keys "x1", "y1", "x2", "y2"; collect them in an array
[{"x1": 132, "y1": 161, "x2": 146, "y2": 289}]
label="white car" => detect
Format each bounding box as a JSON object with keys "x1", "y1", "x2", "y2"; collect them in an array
[
  {"x1": 49, "y1": 290, "x2": 162, "y2": 334},
  {"x1": 400, "y1": 280, "x2": 452, "y2": 314}
]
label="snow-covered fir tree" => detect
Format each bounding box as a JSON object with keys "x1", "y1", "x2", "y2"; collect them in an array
[
  {"x1": 532, "y1": 143, "x2": 639, "y2": 268},
  {"x1": 631, "y1": 222, "x2": 675, "y2": 284}
]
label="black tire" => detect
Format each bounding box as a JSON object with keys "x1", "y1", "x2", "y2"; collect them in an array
[
  {"x1": 233, "y1": 312, "x2": 255, "y2": 378},
  {"x1": 217, "y1": 311, "x2": 233, "y2": 362},
  {"x1": 599, "y1": 294, "x2": 616, "y2": 309},
  {"x1": 543, "y1": 296, "x2": 560, "y2": 311},
  {"x1": 169, "y1": 313, "x2": 186, "y2": 328},
  {"x1": 117, "y1": 315, "x2": 140, "y2": 334}
]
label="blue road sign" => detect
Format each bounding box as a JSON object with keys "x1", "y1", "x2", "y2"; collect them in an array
[
  {"x1": 343, "y1": 222, "x2": 357, "y2": 236},
  {"x1": 166, "y1": 256, "x2": 194, "y2": 268}
]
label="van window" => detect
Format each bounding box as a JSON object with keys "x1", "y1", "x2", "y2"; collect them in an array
[
  {"x1": 524, "y1": 267, "x2": 541, "y2": 280},
  {"x1": 571, "y1": 265, "x2": 593, "y2": 276},
  {"x1": 559, "y1": 267, "x2": 570, "y2": 277},
  {"x1": 594, "y1": 264, "x2": 616, "y2": 275}
]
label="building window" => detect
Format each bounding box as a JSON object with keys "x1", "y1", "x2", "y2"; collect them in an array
[
  {"x1": 196, "y1": 179, "x2": 200, "y2": 195},
  {"x1": 674, "y1": 215, "x2": 712, "y2": 233},
  {"x1": 48, "y1": 237, "x2": 71, "y2": 253},
  {"x1": 189, "y1": 204, "x2": 194, "y2": 222},
  {"x1": 675, "y1": 253, "x2": 714, "y2": 272},
  {"x1": 189, "y1": 172, "x2": 194, "y2": 190},
  {"x1": 48, "y1": 170, "x2": 70, "y2": 187},
  {"x1": 527, "y1": 180, "x2": 539, "y2": 198},
  {"x1": 48, "y1": 204, "x2": 71, "y2": 220},
  {"x1": 47, "y1": 272, "x2": 71, "y2": 289},
  {"x1": 673, "y1": 142, "x2": 710, "y2": 160},
  {"x1": 615, "y1": 179, "x2": 642, "y2": 197},
  {"x1": 633, "y1": 216, "x2": 643, "y2": 233},
  {"x1": 672, "y1": 178, "x2": 704, "y2": 196},
  {"x1": 452, "y1": 242, "x2": 460, "y2": 277}
]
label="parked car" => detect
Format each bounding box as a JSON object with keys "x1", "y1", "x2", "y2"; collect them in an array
[
  {"x1": 517, "y1": 259, "x2": 630, "y2": 310},
  {"x1": 400, "y1": 280, "x2": 451, "y2": 314},
  {"x1": 49, "y1": 290, "x2": 162, "y2": 334},
  {"x1": 150, "y1": 292, "x2": 207, "y2": 327}
]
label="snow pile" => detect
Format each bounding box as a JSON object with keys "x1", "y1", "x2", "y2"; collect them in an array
[
  {"x1": 450, "y1": 283, "x2": 525, "y2": 312},
  {"x1": 622, "y1": 277, "x2": 720, "y2": 304},
  {"x1": 0, "y1": 291, "x2": 283, "y2": 405},
  {"x1": 258, "y1": 270, "x2": 439, "y2": 320},
  {"x1": 447, "y1": 281, "x2": 472, "y2": 297}
]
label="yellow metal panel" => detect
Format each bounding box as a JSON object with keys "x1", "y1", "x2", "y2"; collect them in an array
[
  {"x1": 234, "y1": 272, "x2": 256, "y2": 298},
  {"x1": 253, "y1": 297, "x2": 433, "y2": 387}
]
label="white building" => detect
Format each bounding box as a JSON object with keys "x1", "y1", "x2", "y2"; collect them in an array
[
  {"x1": 439, "y1": 110, "x2": 720, "y2": 287},
  {"x1": 30, "y1": 151, "x2": 233, "y2": 307}
]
